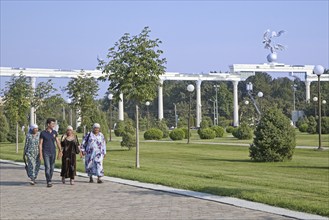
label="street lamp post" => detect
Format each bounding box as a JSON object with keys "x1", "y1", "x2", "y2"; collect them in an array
[
  {"x1": 67, "y1": 98, "x2": 73, "y2": 127},
  {"x1": 108, "y1": 93, "x2": 113, "y2": 142},
  {"x1": 246, "y1": 82, "x2": 262, "y2": 116},
  {"x1": 145, "y1": 101, "x2": 150, "y2": 130},
  {"x1": 214, "y1": 85, "x2": 220, "y2": 126},
  {"x1": 313, "y1": 65, "x2": 324, "y2": 150},
  {"x1": 187, "y1": 84, "x2": 195, "y2": 144},
  {"x1": 209, "y1": 99, "x2": 216, "y2": 125}
]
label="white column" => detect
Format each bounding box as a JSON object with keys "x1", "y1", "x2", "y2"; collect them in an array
[
  {"x1": 118, "y1": 93, "x2": 124, "y2": 121},
  {"x1": 196, "y1": 80, "x2": 202, "y2": 127},
  {"x1": 233, "y1": 80, "x2": 239, "y2": 127},
  {"x1": 158, "y1": 80, "x2": 164, "y2": 120},
  {"x1": 305, "y1": 80, "x2": 311, "y2": 102},
  {"x1": 30, "y1": 77, "x2": 36, "y2": 125}
]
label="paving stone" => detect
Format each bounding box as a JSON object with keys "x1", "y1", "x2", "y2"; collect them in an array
[{"x1": 0, "y1": 161, "x2": 312, "y2": 220}]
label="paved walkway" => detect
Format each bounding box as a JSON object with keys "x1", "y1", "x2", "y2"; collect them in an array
[{"x1": 0, "y1": 160, "x2": 327, "y2": 220}]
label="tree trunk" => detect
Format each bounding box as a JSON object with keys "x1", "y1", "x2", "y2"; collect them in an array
[
  {"x1": 16, "y1": 122, "x2": 18, "y2": 154},
  {"x1": 135, "y1": 104, "x2": 140, "y2": 168}
]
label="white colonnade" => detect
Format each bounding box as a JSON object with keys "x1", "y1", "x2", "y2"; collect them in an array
[{"x1": 1, "y1": 63, "x2": 328, "y2": 128}]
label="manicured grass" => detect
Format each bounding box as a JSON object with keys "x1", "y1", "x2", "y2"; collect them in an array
[
  {"x1": 137, "y1": 129, "x2": 328, "y2": 147},
  {"x1": 1, "y1": 140, "x2": 328, "y2": 217}
]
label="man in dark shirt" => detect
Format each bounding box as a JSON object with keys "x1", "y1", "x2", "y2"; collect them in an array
[{"x1": 39, "y1": 118, "x2": 62, "y2": 187}]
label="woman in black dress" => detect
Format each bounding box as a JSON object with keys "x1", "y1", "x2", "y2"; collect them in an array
[{"x1": 60, "y1": 126, "x2": 80, "y2": 185}]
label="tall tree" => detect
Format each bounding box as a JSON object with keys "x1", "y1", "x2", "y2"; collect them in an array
[
  {"x1": 98, "y1": 26, "x2": 166, "y2": 168},
  {"x1": 66, "y1": 71, "x2": 100, "y2": 132},
  {"x1": 32, "y1": 80, "x2": 58, "y2": 126},
  {"x1": 3, "y1": 73, "x2": 32, "y2": 150}
]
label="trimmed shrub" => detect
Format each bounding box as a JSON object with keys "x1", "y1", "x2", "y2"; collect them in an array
[
  {"x1": 322, "y1": 117, "x2": 329, "y2": 134},
  {"x1": 199, "y1": 128, "x2": 216, "y2": 139},
  {"x1": 120, "y1": 121, "x2": 136, "y2": 150},
  {"x1": 155, "y1": 120, "x2": 169, "y2": 138},
  {"x1": 144, "y1": 128, "x2": 163, "y2": 140},
  {"x1": 296, "y1": 116, "x2": 309, "y2": 129},
  {"x1": 226, "y1": 126, "x2": 235, "y2": 133},
  {"x1": 307, "y1": 116, "x2": 317, "y2": 134},
  {"x1": 114, "y1": 121, "x2": 126, "y2": 137},
  {"x1": 169, "y1": 128, "x2": 185, "y2": 140},
  {"x1": 201, "y1": 116, "x2": 213, "y2": 127},
  {"x1": 211, "y1": 126, "x2": 225, "y2": 137},
  {"x1": 250, "y1": 108, "x2": 296, "y2": 162},
  {"x1": 298, "y1": 123, "x2": 308, "y2": 133},
  {"x1": 198, "y1": 119, "x2": 210, "y2": 135},
  {"x1": 232, "y1": 123, "x2": 253, "y2": 140},
  {"x1": 181, "y1": 128, "x2": 191, "y2": 139},
  {"x1": 121, "y1": 133, "x2": 136, "y2": 150}
]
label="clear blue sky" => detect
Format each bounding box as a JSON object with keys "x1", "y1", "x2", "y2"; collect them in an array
[{"x1": 1, "y1": 0, "x2": 328, "y2": 97}]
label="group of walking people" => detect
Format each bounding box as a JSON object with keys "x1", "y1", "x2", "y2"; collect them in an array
[{"x1": 23, "y1": 118, "x2": 107, "y2": 187}]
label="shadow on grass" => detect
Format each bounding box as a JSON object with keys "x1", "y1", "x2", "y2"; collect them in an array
[
  {"x1": 109, "y1": 148, "x2": 130, "y2": 152},
  {"x1": 201, "y1": 158, "x2": 252, "y2": 163},
  {"x1": 279, "y1": 165, "x2": 329, "y2": 170}
]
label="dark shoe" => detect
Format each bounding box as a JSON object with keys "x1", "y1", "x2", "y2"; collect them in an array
[
  {"x1": 47, "y1": 182, "x2": 53, "y2": 187},
  {"x1": 89, "y1": 177, "x2": 94, "y2": 183},
  {"x1": 62, "y1": 177, "x2": 65, "y2": 184},
  {"x1": 97, "y1": 179, "x2": 103, "y2": 184}
]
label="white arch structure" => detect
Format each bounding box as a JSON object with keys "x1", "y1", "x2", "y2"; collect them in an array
[{"x1": 1, "y1": 63, "x2": 328, "y2": 127}]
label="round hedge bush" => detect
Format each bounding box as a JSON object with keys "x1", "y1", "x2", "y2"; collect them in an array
[
  {"x1": 121, "y1": 132, "x2": 136, "y2": 150},
  {"x1": 169, "y1": 128, "x2": 185, "y2": 140},
  {"x1": 211, "y1": 126, "x2": 225, "y2": 137},
  {"x1": 322, "y1": 117, "x2": 329, "y2": 134},
  {"x1": 114, "y1": 121, "x2": 126, "y2": 137},
  {"x1": 249, "y1": 108, "x2": 296, "y2": 162},
  {"x1": 144, "y1": 128, "x2": 163, "y2": 140},
  {"x1": 225, "y1": 126, "x2": 235, "y2": 133},
  {"x1": 181, "y1": 128, "x2": 191, "y2": 139},
  {"x1": 198, "y1": 128, "x2": 216, "y2": 139},
  {"x1": 298, "y1": 123, "x2": 308, "y2": 133},
  {"x1": 232, "y1": 123, "x2": 253, "y2": 140},
  {"x1": 307, "y1": 116, "x2": 317, "y2": 134}
]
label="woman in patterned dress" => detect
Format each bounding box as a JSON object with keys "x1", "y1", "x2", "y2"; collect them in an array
[
  {"x1": 60, "y1": 126, "x2": 80, "y2": 185},
  {"x1": 23, "y1": 124, "x2": 41, "y2": 185},
  {"x1": 81, "y1": 123, "x2": 107, "y2": 183}
]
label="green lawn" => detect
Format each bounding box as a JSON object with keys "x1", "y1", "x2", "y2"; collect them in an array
[
  {"x1": 134, "y1": 129, "x2": 328, "y2": 147},
  {"x1": 1, "y1": 139, "x2": 328, "y2": 217}
]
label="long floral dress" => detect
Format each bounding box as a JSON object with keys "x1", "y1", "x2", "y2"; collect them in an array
[
  {"x1": 81, "y1": 132, "x2": 106, "y2": 177},
  {"x1": 60, "y1": 135, "x2": 80, "y2": 179},
  {"x1": 24, "y1": 132, "x2": 41, "y2": 181}
]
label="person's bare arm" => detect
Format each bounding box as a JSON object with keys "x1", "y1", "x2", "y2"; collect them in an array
[
  {"x1": 56, "y1": 137, "x2": 62, "y2": 159},
  {"x1": 39, "y1": 138, "x2": 43, "y2": 161}
]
